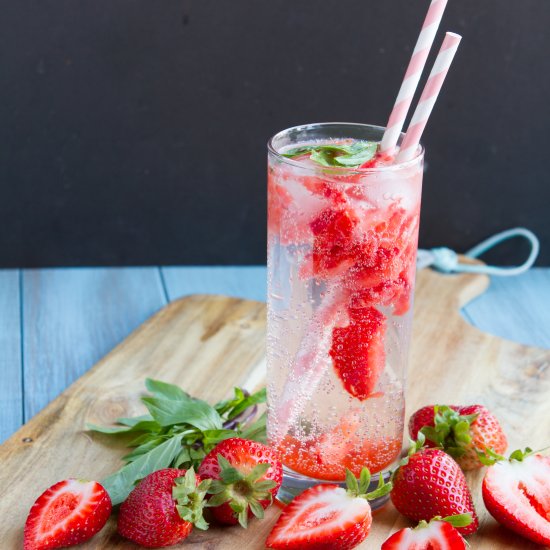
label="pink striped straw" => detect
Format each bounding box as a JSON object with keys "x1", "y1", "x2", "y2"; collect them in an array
[
  {"x1": 380, "y1": 0, "x2": 448, "y2": 155},
  {"x1": 397, "y1": 32, "x2": 462, "y2": 162}
]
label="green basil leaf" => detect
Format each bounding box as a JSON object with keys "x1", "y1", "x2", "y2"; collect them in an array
[
  {"x1": 281, "y1": 145, "x2": 318, "y2": 158},
  {"x1": 310, "y1": 148, "x2": 339, "y2": 166},
  {"x1": 239, "y1": 412, "x2": 267, "y2": 443},
  {"x1": 86, "y1": 424, "x2": 134, "y2": 435},
  {"x1": 122, "y1": 438, "x2": 165, "y2": 462},
  {"x1": 102, "y1": 434, "x2": 183, "y2": 505},
  {"x1": 116, "y1": 414, "x2": 154, "y2": 427},
  {"x1": 334, "y1": 142, "x2": 377, "y2": 166},
  {"x1": 145, "y1": 378, "x2": 191, "y2": 401},
  {"x1": 142, "y1": 396, "x2": 223, "y2": 430},
  {"x1": 174, "y1": 447, "x2": 193, "y2": 468},
  {"x1": 227, "y1": 387, "x2": 267, "y2": 420},
  {"x1": 87, "y1": 419, "x2": 161, "y2": 435},
  {"x1": 282, "y1": 141, "x2": 378, "y2": 168},
  {"x1": 201, "y1": 429, "x2": 239, "y2": 450},
  {"x1": 215, "y1": 387, "x2": 245, "y2": 416}
]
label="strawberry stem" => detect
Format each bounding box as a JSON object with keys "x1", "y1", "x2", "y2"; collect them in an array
[
  {"x1": 344, "y1": 468, "x2": 392, "y2": 501},
  {"x1": 206, "y1": 454, "x2": 277, "y2": 529},
  {"x1": 419, "y1": 405, "x2": 479, "y2": 459},
  {"x1": 172, "y1": 468, "x2": 211, "y2": 531}
]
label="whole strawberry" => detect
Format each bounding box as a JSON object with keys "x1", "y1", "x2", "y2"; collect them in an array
[
  {"x1": 198, "y1": 437, "x2": 282, "y2": 527},
  {"x1": 381, "y1": 515, "x2": 471, "y2": 549},
  {"x1": 391, "y1": 436, "x2": 479, "y2": 535},
  {"x1": 117, "y1": 468, "x2": 210, "y2": 548},
  {"x1": 24, "y1": 479, "x2": 111, "y2": 550},
  {"x1": 409, "y1": 404, "x2": 507, "y2": 470},
  {"x1": 482, "y1": 448, "x2": 550, "y2": 546},
  {"x1": 266, "y1": 467, "x2": 392, "y2": 549}
]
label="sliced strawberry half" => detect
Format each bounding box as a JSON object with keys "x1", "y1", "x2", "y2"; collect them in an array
[
  {"x1": 482, "y1": 449, "x2": 550, "y2": 546},
  {"x1": 266, "y1": 467, "x2": 392, "y2": 549},
  {"x1": 381, "y1": 516, "x2": 470, "y2": 549},
  {"x1": 329, "y1": 305, "x2": 386, "y2": 400},
  {"x1": 24, "y1": 479, "x2": 112, "y2": 550}
]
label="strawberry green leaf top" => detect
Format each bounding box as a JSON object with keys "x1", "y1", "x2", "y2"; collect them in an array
[
  {"x1": 88, "y1": 379, "x2": 267, "y2": 505},
  {"x1": 117, "y1": 468, "x2": 209, "y2": 547},
  {"x1": 409, "y1": 404, "x2": 508, "y2": 470},
  {"x1": 283, "y1": 141, "x2": 378, "y2": 168},
  {"x1": 173, "y1": 469, "x2": 211, "y2": 531},
  {"x1": 198, "y1": 438, "x2": 283, "y2": 528}
]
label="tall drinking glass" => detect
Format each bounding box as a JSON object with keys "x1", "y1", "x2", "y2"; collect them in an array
[{"x1": 266, "y1": 123, "x2": 424, "y2": 505}]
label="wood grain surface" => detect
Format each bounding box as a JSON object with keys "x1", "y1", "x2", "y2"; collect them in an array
[{"x1": 1, "y1": 267, "x2": 549, "y2": 549}]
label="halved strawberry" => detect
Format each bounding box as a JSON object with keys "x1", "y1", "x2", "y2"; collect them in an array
[
  {"x1": 482, "y1": 448, "x2": 550, "y2": 546},
  {"x1": 381, "y1": 516, "x2": 471, "y2": 549},
  {"x1": 409, "y1": 404, "x2": 508, "y2": 470},
  {"x1": 390, "y1": 436, "x2": 479, "y2": 535},
  {"x1": 266, "y1": 467, "x2": 392, "y2": 549},
  {"x1": 198, "y1": 438, "x2": 282, "y2": 527},
  {"x1": 24, "y1": 479, "x2": 111, "y2": 550},
  {"x1": 329, "y1": 305, "x2": 386, "y2": 400}
]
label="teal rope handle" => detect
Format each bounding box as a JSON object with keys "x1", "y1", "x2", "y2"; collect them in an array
[{"x1": 427, "y1": 228, "x2": 540, "y2": 276}]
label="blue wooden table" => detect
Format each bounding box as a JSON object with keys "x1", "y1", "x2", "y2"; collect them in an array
[{"x1": 1, "y1": 266, "x2": 549, "y2": 444}]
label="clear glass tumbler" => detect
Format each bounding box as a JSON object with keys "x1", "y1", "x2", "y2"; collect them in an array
[{"x1": 266, "y1": 123, "x2": 424, "y2": 505}]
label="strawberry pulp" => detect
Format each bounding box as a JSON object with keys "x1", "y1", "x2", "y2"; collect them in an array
[{"x1": 267, "y1": 133, "x2": 422, "y2": 482}]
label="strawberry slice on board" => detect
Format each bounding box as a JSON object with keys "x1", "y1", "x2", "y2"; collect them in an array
[
  {"x1": 329, "y1": 305, "x2": 386, "y2": 400},
  {"x1": 381, "y1": 515, "x2": 471, "y2": 549},
  {"x1": 409, "y1": 404, "x2": 508, "y2": 470},
  {"x1": 482, "y1": 448, "x2": 550, "y2": 547},
  {"x1": 24, "y1": 479, "x2": 112, "y2": 550},
  {"x1": 265, "y1": 467, "x2": 392, "y2": 549},
  {"x1": 390, "y1": 435, "x2": 479, "y2": 535}
]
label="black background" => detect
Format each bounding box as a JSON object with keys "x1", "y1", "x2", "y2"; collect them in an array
[{"x1": 0, "y1": 0, "x2": 548, "y2": 267}]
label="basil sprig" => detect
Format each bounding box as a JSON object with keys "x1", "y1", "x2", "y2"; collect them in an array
[
  {"x1": 282, "y1": 140, "x2": 378, "y2": 168},
  {"x1": 88, "y1": 379, "x2": 267, "y2": 505}
]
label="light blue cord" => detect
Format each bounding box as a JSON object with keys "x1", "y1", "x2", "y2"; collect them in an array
[{"x1": 425, "y1": 228, "x2": 540, "y2": 276}]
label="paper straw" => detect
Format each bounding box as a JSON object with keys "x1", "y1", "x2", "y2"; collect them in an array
[
  {"x1": 397, "y1": 32, "x2": 462, "y2": 162},
  {"x1": 380, "y1": 0, "x2": 449, "y2": 155}
]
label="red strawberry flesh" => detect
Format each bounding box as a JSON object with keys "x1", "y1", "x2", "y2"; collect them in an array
[
  {"x1": 310, "y1": 207, "x2": 358, "y2": 278},
  {"x1": 24, "y1": 479, "x2": 111, "y2": 550},
  {"x1": 266, "y1": 484, "x2": 372, "y2": 550},
  {"x1": 381, "y1": 519, "x2": 467, "y2": 549},
  {"x1": 329, "y1": 305, "x2": 386, "y2": 400},
  {"x1": 482, "y1": 454, "x2": 550, "y2": 546}
]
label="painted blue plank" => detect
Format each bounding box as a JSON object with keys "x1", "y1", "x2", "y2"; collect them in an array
[
  {"x1": 0, "y1": 270, "x2": 22, "y2": 443},
  {"x1": 462, "y1": 268, "x2": 550, "y2": 349},
  {"x1": 161, "y1": 266, "x2": 267, "y2": 302},
  {"x1": 22, "y1": 268, "x2": 167, "y2": 421}
]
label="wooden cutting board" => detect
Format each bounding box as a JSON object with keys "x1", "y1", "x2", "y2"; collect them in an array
[{"x1": 1, "y1": 265, "x2": 549, "y2": 549}]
